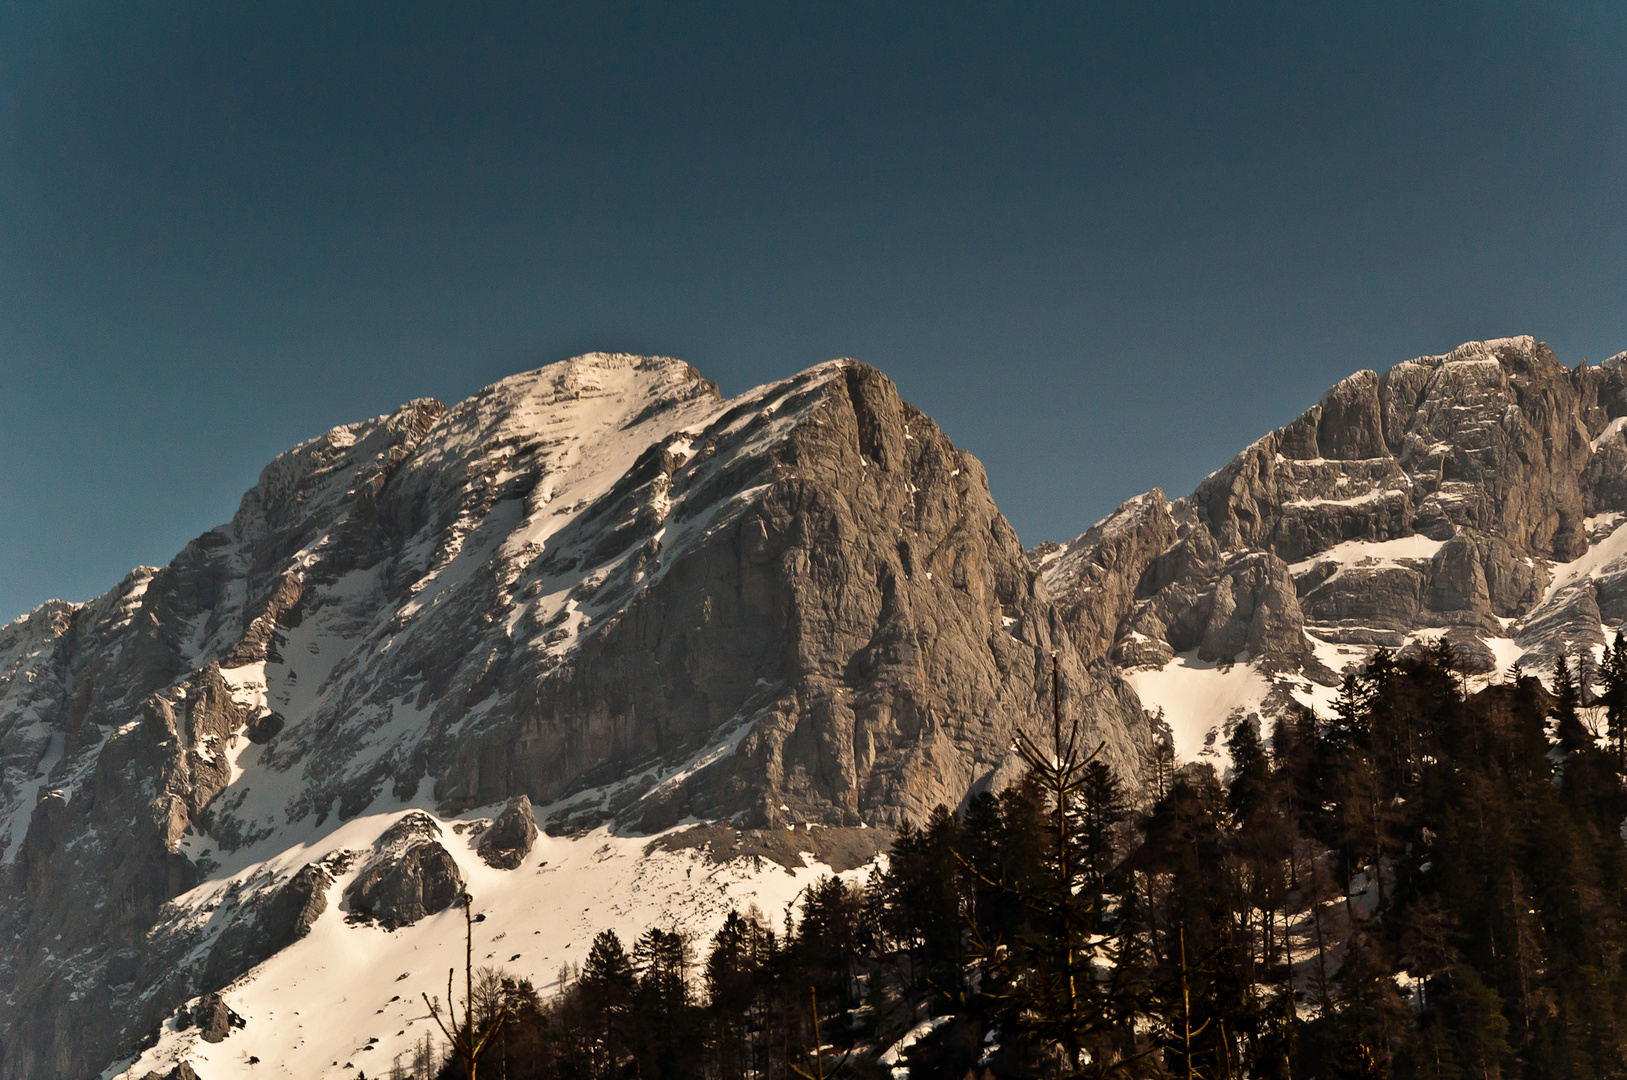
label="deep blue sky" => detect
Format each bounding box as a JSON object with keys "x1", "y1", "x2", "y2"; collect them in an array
[{"x1": 2, "y1": 2, "x2": 1625, "y2": 623}]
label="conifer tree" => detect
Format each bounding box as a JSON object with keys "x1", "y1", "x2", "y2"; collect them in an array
[
  {"x1": 705, "y1": 910, "x2": 766, "y2": 1080},
  {"x1": 1601, "y1": 632, "x2": 1627, "y2": 767},
  {"x1": 1224, "y1": 714, "x2": 1274, "y2": 829},
  {"x1": 632, "y1": 928, "x2": 698, "y2": 1080},
  {"x1": 579, "y1": 929, "x2": 637, "y2": 1079},
  {"x1": 963, "y1": 654, "x2": 1139, "y2": 1075},
  {"x1": 877, "y1": 804, "x2": 966, "y2": 992},
  {"x1": 1553, "y1": 651, "x2": 1592, "y2": 755},
  {"x1": 1078, "y1": 760, "x2": 1129, "y2": 906}
]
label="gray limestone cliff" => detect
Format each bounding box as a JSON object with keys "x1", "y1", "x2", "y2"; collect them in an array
[
  {"x1": 0, "y1": 353, "x2": 1152, "y2": 1079},
  {"x1": 1037, "y1": 337, "x2": 1627, "y2": 689},
  {"x1": 12, "y1": 334, "x2": 1623, "y2": 1078}
]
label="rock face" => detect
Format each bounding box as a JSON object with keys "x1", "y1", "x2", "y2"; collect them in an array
[
  {"x1": 1031, "y1": 490, "x2": 1179, "y2": 662},
  {"x1": 477, "y1": 796, "x2": 538, "y2": 869},
  {"x1": 345, "y1": 812, "x2": 465, "y2": 929},
  {"x1": 13, "y1": 336, "x2": 1623, "y2": 1077},
  {"x1": 0, "y1": 353, "x2": 1153, "y2": 1078},
  {"x1": 201, "y1": 858, "x2": 336, "y2": 987},
  {"x1": 1038, "y1": 337, "x2": 1627, "y2": 698}
]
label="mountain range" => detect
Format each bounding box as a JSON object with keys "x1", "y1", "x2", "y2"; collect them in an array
[{"x1": 2, "y1": 335, "x2": 1624, "y2": 1078}]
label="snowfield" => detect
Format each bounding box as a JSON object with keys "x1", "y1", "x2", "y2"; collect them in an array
[{"x1": 110, "y1": 805, "x2": 875, "y2": 1080}]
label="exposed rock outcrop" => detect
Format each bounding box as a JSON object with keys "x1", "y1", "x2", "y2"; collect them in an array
[
  {"x1": 477, "y1": 796, "x2": 538, "y2": 869},
  {"x1": 1041, "y1": 336, "x2": 1627, "y2": 689},
  {"x1": 0, "y1": 354, "x2": 1163, "y2": 1080},
  {"x1": 344, "y1": 813, "x2": 465, "y2": 929},
  {"x1": 426, "y1": 360, "x2": 1151, "y2": 833},
  {"x1": 140, "y1": 1064, "x2": 200, "y2": 1080},
  {"x1": 1029, "y1": 490, "x2": 1178, "y2": 662},
  {"x1": 201, "y1": 858, "x2": 337, "y2": 987},
  {"x1": 1116, "y1": 542, "x2": 1317, "y2": 674},
  {"x1": 190, "y1": 993, "x2": 244, "y2": 1044},
  {"x1": 10, "y1": 336, "x2": 1627, "y2": 1079}
]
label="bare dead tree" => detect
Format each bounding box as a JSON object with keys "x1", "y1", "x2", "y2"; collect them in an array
[{"x1": 423, "y1": 891, "x2": 508, "y2": 1080}]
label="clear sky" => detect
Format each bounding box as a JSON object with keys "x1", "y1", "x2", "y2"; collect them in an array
[{"x1": 2, "y1": 2, "x2": 1624, "y2": 623}]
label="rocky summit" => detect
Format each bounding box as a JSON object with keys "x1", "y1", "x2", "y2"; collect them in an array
[
  {"x1": 0, "y1": 353, "x2": 1148, "y2": 1078},
  {"x1": 1033, "y1": 335, "x2": 1627, "y2": 757},
  {"x1": 1, "y1": 337, "x2": 1624, "y2": 1077}
]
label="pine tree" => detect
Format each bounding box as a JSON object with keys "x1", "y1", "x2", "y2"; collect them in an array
[
  {"x1": 1602, "y1": 632, "x2": 1627, "y2": 767},
  {"x1": 964, "y1": 654, "x2": 1139, "y2": 1075},
  {"x1": 1553, "y1": 651, "x2": 1592, "y2": 755},
  {"x1": 877, "y1": 804, "x2": 965, "y2": 992},
  {"x1": 1146, "y1": 708, "x2": 1177, "y2": 802},
  {"x1": 631, "y1": 927, "x2": 699, "y2": 1080},
  {"x1": 1225, "y1": 714, "x2": 1274, "y2": 829},
  {"x1": 580, "y1": 929, "x2": 637, "y2": 1079},
  {"x1": 1078, "y1": 760, "x2": 1129, "y2": 905},
  {"x1": 795, "y1": 875, "x2": 869, "y2": 1011},
  {"x1": 705, "y1": 910, "x2": 765, "y2": 1080},
  {"x1": 1330, "y1": 670, "x2": 1373, "y2": 752}
]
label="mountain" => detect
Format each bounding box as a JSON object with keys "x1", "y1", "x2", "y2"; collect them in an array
[
  {"x1": 5, "y1": 336, "x2": 1626, "y2": 1078},
  {"x1": 0, "y1": 354, "x2": 1150, "y2": 1079},
  {"x1": 1034, "y1": 335, "x2": 1627, "y2": 759}
]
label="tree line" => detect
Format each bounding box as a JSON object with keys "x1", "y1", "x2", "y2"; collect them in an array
[{"x1": 403, "y1": 639, "x2": 1627, "y2": 1079}]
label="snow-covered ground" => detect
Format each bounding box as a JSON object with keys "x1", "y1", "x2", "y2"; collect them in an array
[
  {"x1": 1286, "y1": 534, "x2": 1445, "y2": 580},
  {"x1": 1124, "y1": 654, "x2": 1275, "y2": 762},
  {"x1": 110, "y1": 806, "x2": 872, "y2": 1080}
]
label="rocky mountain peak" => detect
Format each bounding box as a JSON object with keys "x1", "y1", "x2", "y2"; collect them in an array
[
  {"x1": 1036, "y1": 335, "x2": 1627, "y2": 759},
  {"x1": 13, "y1": 333, "x2": 1626, "y2": 1078},
  {"x1": 0, "y1": 353, "x2": 1152, "y2": 1079}
]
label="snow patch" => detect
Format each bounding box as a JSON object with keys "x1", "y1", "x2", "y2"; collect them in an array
[
  {"x1": 1124, "y1": 653, "x2": 1273, "y2": 763},
  {"x1": 1289, "y1": 534, "x2": 1445, "y2": 578}
]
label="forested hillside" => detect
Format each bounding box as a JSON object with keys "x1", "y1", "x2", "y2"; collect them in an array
[{"x1": 414, "y1": 642, "x2": 1627, "y2": 1080}]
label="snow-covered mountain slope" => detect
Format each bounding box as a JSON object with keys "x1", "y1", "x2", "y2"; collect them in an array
[
  {"x1": 107, "y1": 803, "x2": 874, "y2": 1080},
  {"x1": 0, "y1": 353, "x2": 1152, "y2": 1079},
  {"x1": 1036, "y1": 337, "x2": 1627, "y2": 761}
]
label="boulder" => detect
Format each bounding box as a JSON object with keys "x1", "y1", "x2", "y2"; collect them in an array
[
  {"x1": 243, "y1": 710, "x2": 285, "y2": 744},
  {"x1": 140, "y1": 1065, "x2": 200, "y2": 1080},
  {"x1": 345, "y1": 824, "x2": 464, "y2": 931},
  {"x1": 191, "y1": 993, "x2": 243, "y2": 1044},
  {"x1": 477, "y1": 796, "x2": 538, "y2": 870}
]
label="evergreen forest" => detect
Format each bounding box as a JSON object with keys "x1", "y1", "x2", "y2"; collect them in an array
[{"x1": 399, "y1": 640, "x2": 1627, "y2": 1080}]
